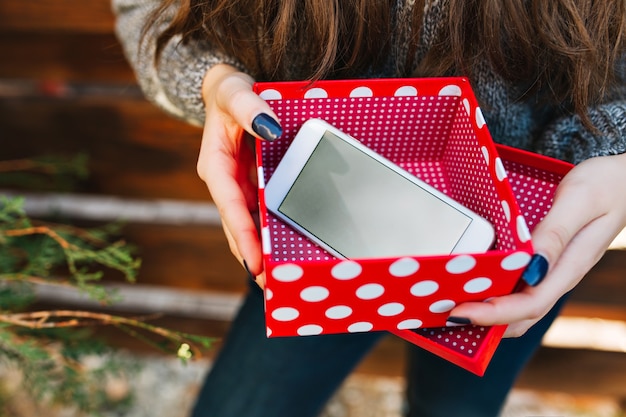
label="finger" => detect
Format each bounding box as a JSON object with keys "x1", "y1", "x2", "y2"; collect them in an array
[
  {"x1": 200, "y1": 101, "x2": 267, "y2": 274},
  {"x1": 449, "y1": 213, "x2": 616, "y2": 331},
  {"x1": 255, "y1": 271, "x2": 266, "y2": 290},
  {"x1": 224, "y1": 223, "x2": 265, "y2": 289},
  {"x1": 203, "y1": 147, "x2": 264, "y2": 275},
  {"x1": 214, "y1": 72, "x2": 283, "y2": 142},
  {"x1": 199, "y1": 66, "x2": 275, "y2": 276},
  {"x1": 222, "y1": 212, "x2": 265, "y2": 288},
  {"x1": 520, "y1": 174, "x2": 601, "y2": 286},
  {"x1": 225, "y1": 222, "x2": 265, "y2": 290},
  {"x1": 221, "y1": 221, "x2": 243, "y2": 263},
  {"x1": 502, "y1": 317, "x2": 541, "y2": 338}
]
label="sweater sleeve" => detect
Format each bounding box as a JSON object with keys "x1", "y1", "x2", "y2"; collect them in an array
[
  {"x1": 111, "y1": 0, "x2": 245, "y2": 126},
  {"x1": 535, "y1": 62, "x2": 626, "y2": 164}
]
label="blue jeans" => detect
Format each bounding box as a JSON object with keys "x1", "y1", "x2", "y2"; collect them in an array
[{"x1": 191, "y1": 281, "x2": 564, "y2": 417}]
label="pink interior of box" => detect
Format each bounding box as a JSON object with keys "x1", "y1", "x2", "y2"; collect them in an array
[{"x1": 260, "y1": 95, "x2": 517, "y2": 262}]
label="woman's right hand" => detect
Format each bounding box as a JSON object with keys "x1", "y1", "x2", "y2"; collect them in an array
[{"x1": 197, "y1": 64, "x2": 282, "y2": 287}]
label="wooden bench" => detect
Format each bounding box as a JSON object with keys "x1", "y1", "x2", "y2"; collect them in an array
[{"x1": 2, "y1": 0, "x2": 625, "y2": 399}]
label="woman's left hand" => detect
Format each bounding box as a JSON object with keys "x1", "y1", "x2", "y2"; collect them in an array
[{"x1": 448, "y1": 152, "x2": 626, "y2": 337}]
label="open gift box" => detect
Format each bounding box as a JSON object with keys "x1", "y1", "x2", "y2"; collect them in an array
[{"x1": 254, "y1": 78, "x2": 573, "y2": 375}]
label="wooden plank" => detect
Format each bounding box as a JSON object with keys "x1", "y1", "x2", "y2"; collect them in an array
[
  {"x1": 91, "y1": 221, "x2": 626, "y2": 317},
  {"x1": 0, "y1": 33, "x2": 136, "y2": 83},
  {"x1": 8, "y1": 193, "x2": 624, "y2": 317},
  {"x1": 30, "y1": 219, "x2": 626, "y2": 324},
  {"x1": 561, "y1": 302, "x2": 626, "y2": 322},
  {"x1": 120, "y1": 223, "x2": 248, "y2": 294},
  {"x1": 4, "y1": 190, "x2": 623, "y2": 319},
  {"x1": 516, "y1": 347, "x2": 626, "y2": 397},
  {"x1": 0, "y1": 97, "x2": 210, "y2": 201},
  {"x1": 30, "y1": 221, "x2": 246, "y2": 294},
  {"x1": 119, "y1": 222, "x2": 625, "y2": 324},
  {"x1": 570, "y1": 249, "x2": 626, "y2": 308},
  {"x1": 0, "y1": 0, "x2": 115, "y2": 34}
]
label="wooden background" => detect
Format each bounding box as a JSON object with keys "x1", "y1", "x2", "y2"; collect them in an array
[{"x1": 1, "y1": 0, "x2": 625, "y2": 402}]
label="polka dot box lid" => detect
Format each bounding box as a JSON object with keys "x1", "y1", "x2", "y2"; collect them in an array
[{"x1": 254, "y1": 78, "x2": 573, "y2": 375}]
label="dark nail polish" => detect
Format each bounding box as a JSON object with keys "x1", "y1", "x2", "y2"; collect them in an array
[
  {"x1": 243, "y1": 260, "x2": 256, "y2": 282},
  {"x1": 447, "y1": 316, "x2": 472, "y2": 325},
  {"x1": 252, "y1": 113, "x2": 283, "y2": 141},
  {"x1": 521, "y1": 254, "x2": 549, "y2": 286}
]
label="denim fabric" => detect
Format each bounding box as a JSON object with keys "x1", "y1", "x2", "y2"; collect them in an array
[
  {"x1": 191, "y1": 281, "x2": 564, "y2": 417},
  {"x1": 405, "y1": 297, "x2": 565, "y2": 417}
]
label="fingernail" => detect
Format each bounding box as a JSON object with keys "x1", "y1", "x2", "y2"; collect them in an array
[
  {"x1": 521, "y1": 254, "x2": 549, "y2": 286},
  {"x1": 243, "y1": 260, "x2": 256, "y2": 282},
  {"x1": 446, "y1": 316, "x2": 472, "y2": 326},
  {"x1": 252, "y1": 113, "x2": 283, "y2": 141}
]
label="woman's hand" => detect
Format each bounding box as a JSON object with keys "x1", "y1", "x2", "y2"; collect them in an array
[
  {"x1": 197, "y1": 64, "x2": 282, "y2": 287},
  {"x1": 448, "y1": 152, "x2": 626, "y2": 337}
]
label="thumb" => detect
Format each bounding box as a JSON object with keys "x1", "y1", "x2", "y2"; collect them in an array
[
  {"x1": 209, "y1": 66, "x2": 283, "y2": 142},
  {"x1": 521, "y1": 176, "x2": 596, "y2": 286}
]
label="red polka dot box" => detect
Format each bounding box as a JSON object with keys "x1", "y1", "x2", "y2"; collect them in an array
[{"x1": 253, "y1": 77, "x2": 573, "y2": 375}]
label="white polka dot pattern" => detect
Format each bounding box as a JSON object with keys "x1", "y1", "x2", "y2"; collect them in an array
[
  {"x1": 501, "y1": 251, "x2": 532, "y2": 271},
  {"x1": 271, "y1": 264, "x2": 304, "y2": 282},
  {"x1": 410, "y1": 280, "x2": 439, "y2": 297},
  {"x1": 429, "y1": 299, "x2": 456, "y2": 313},
  {"x1": 398, "y1": 319, "x2": 423, "y2": 330},
  {"x1": 389, "y1": 257, "x2": 420, "y2": 277},
  {"x1": 298, "y1": 325, "x2": 323, "y2": 336},
  {"x1": 253, "y1": 78, "x2": 572, "y2": 373},
  {"x1": 463, "y1": 277, "x2": 493, "y2": 293},
  {"x1": 445, "y1": 255, "x2": 477, "y2": 274},
  {"x1": 348, "y1": 322, "x2": 374, "y2": 333},
  {"x1": 325, "y1": 305, "x2": 353, "y2": 319},
  {"x1": 300, "y1": 286, "x2": 330, "y2": 302},
  {"x1": 349, "y1": 86, "x2": 374, "y2": 97},
  {"x1": 378, "y1": 302, "x2": 405, "y2": 316},
  {"x1": 331, "y1": 261, "x2": 362, "y2": 280},
  {"x1": 403, "y1": 325, "x2": 497, "y2": 361},
  {"x1": 271, "y1": 307, "x2": 299, "y2": 322},
  {"x1": 356, "y1": 283, "x2": 385, "y2": 300}
]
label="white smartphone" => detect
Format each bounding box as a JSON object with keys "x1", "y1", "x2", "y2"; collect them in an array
[{"x1": 264, "y1": 119, "x2": 496, "y2": 259}]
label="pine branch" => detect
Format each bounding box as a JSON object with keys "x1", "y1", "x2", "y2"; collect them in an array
[
  {"x1": 1, "y1": 218, "x2": 140, "y2": 304},
  {"x1": 0, "y1": 196, "x2": 214, "y2": 361},
  {"x1": 0, "y1": 158, "x2": 61, "y2": 174},
  {"x1": 0, "y1": 327, "x2": 134, "y2": 414},
  {"x1": 0, "y1": 154, "x2": 88, "y2": 191},
  {"x1": 0, "y1": 159, "x2": 217, "y2": 414},
  {"x1": 0, "y1": 272, "x2": 76, "y2": 289},
  {"x1": 0, "y1": 310, "x2": 209, "y2": 360},
  {"x1": 4, "y1": 225, "x2": 72, "y2": 248}
]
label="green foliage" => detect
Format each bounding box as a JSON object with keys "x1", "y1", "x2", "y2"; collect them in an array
[
  {"x1": 0, "y1": 153, "x2": 89, "y2": 192},
  {"x1": 0, "y1": 195, "x2": 139, "y2": 305},
  {"x1": 0, "y1": 197, "x2": 138, "y2": 415},
  {"x1": 0, "y1": 327, "x2": 136, "y2": 416},
  {"x1": 0, "y1": 159, "x2": 214, "y2": 415}
]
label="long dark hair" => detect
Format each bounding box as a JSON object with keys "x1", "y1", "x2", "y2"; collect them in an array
[{"x1": 149, "y1": 0, "x2": 625, "y2": 121}]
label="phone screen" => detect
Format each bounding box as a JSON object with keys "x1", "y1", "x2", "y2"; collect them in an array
[{"x1": 277, "y1": 130, "x2": 473, "y2": 258}]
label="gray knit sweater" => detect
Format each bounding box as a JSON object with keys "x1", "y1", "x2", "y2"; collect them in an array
[{"x1": 112, "y1": 0, "x2": 626, "y2": 164}]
